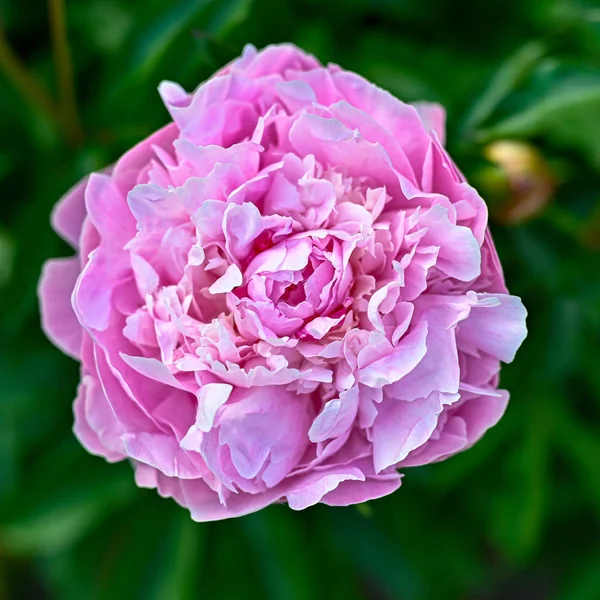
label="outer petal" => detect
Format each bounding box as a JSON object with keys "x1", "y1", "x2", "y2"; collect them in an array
[
  {"x1": 38, "y1": 257, "x2": 82, "y2": 359},
  {"x1": 225, "y1": 43, "x2": 320, "y2": 78},
  {"x1": 414, "y1": 102, "x2": 446, "y2": 145},
  {"x1": 74, "y1": 375, "x2": 127, "y2": 461},
  {"x1": 139, "y1": 463, "x2": 364, "y2": 521},
  {"x1": 330, "y1": 70, "x2": 431, "y2": 176},
  {"x1": 321, "y1": 461, "x2": 402, "y2": 506},
  {"x1": 419, "y1": 204, "x2": 481, "y2": 282},
  {"x1": 458, "y1": 294, "x2": 527, "y2": 363},
  {"x1": 459, "y1": 389, "x2": 510, "y2": 447},
  {"x1": 286, "y1": 468, "x2": 365, "y2": 510},
  {"x1": 122, "y1": 432, "x2": 205, "y2": 479},
  {"x1": 112, "y1": 123, "x2": 178, "y2": 194},
  {"x1": 137, "y1": 467, "x2": 280, "y2": 521},
  {"x1": 372, "y1": 392, "x2": 450, "y2": 473},
  {"x1": 51, "y1": 177, "x2": 89, "y2": 249},
  {"x1": 398, "y1": 415, "x2": 468, "y2": 467}
]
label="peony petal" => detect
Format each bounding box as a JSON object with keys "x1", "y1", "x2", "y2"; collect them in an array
[
  {"x1": 72, "y1": 247, "x2": 129, "y2": 332},
  {"x1": 120, "y1": 354, "x2": 187, "y2": 390},
  {"x1": 309, "y1": 385, "x2": 360, "y2": 443},
  {"x1": 458, "y1": 389, "x2": 510, "y2": 446},
  {"x1": 457, "y1": 293, "x2": 527, "y2": 363},
  {"x1": 73, "y1": 376, "x2": 126, "y2": 461},
  {"x1": 303, "y1": 314, "x2": 345, "y2": 340},
  {"x1": 357, "y1": 321, "x2": 428, "y2": 388},
  {"x1": 85, "y1": 172, "x2": 135, "y2": 244},
  {"x1": 208, "y1": 263, "x2": 243, "y2": 294},
  {"x1": 399, "y1": 415, "x2": 468, "y2": 467},
  {"x1": 419, "y1": 204, "x2": 481, "y2": 281},
  {"x1": 223, "y1": 202, "x2": 264, "y2": 260},
  {"x1": 387, "y1": 297, "x2": 463, "y2": 401},
  {"x1": 321, "y1": 473, "x2": 402, "y2": 506},
  {"x1": 51, "y1": 176, "x2": 89, "y2": 249},
  {"x1": 414, "y1": 102, "x2": 446, "y2": 145},
  {"x1": 372, "y1": 392, "x2": 448, "y2": 472},
  {"x1": 194, "y1": 383, "x2": 233, "y2": 433},
  {"x1": 201, "y1": 386, "x2": 311, "y2": 488},
  {"x1": 38, "y1": 257, "x2": 82, "y2": 359},
  {"x1": 130, "y1": 253, "x2": 159, "y2": 297},
  {"x1": 286, "y1": 468, "x2": 365, "y2": 510},
  {"x1": 122, "y1": 432, "x2": 205, "y2": 479}
]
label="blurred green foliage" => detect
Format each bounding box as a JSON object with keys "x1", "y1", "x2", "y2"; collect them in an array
[{"x1": 1, "y1": 0, "x2": 600, "y2": 598}]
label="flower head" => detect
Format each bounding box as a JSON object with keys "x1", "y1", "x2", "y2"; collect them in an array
[{"x1": 39, "y1": 44, "x2": 527, "y2": 520}]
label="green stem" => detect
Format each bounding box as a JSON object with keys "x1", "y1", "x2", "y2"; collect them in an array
[
  {"x1": 48, "y1": 0, "x2": 83, "y2": 145},
  {"x1": 0, "y1": 20, "x2": 61, "y2": 124}
]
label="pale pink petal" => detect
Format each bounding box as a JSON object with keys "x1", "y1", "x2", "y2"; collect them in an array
[
  {"x1": 457, "y1": 294, "x2": 527, "y2": 363},
  {"x1": 122, "y1": 432, "x2": 205, "y2": 478},
  {"x1": 208, "y1": 263, "x2": 243, "y2": 294},
  {"x1": 398, "y1": 415, "x2": 468, "y2": 467},
  {"x1": 286, "y1": 468, "x2": 365, "y2": 510},
  {"x1": 372, "y1": 392, "x2": 447, "y2": 472},
  {"x1": 51, "y1": 176, "x2": 89, "y2": 249},
  {"x1": 119, "y1": 354, "x2": 187, "y2": 390},
  {"x1": 75, "y1": 374, "x2": 127, "y2": 460},
  {"x1": 73, "y1": 377, "x2": 126, "y2": 461},
  {"x1": 357, "y1": 321, "x2": 427, "y2": 388},
  {"x1": 459, "y1": 389, "x2": 510, "y2": 446},
  {"x1": 322, "y1": 474, "x2": 402, "y2": 506},
  {"x1": 414, "y1": 102, "x2": 446, "y2": 145},
  {"x1": 38, "y1": 257, "x2": 82, "y2": 359},
  {"x1": 188, "y1": 382, "x2": 233, "y2": 434},
  {"x1": 419, "y1": 204, "x2": 481, "y2": 281},
  {"x1": 85, "y1": 173, "x2": 135, "y2": 244},
  {"x1": 309, "y1": 385, "x2": 359, "y2": 443}
]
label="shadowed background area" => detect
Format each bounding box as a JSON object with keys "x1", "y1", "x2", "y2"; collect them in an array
[{"x1": 1, "y1": 0, "x2": 599, "y2": 598}]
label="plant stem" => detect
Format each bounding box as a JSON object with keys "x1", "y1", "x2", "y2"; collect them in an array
[
  {"x1": 0, "y1": 20, "x2": 60, "y2": 124},
  {"x1": 48, "y1": 0, "x2": 83, "y2": 145}
]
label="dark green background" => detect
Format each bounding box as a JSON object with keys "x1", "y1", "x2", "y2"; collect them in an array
[{"x1": 1, "y1": 0, "x2": 600, "y2": 598}]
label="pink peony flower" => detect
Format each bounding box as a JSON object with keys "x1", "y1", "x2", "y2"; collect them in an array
[{"x1": 39, "y1": 44, "x2": 527, "y2": 520}]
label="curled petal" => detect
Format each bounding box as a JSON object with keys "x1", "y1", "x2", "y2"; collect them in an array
[
  {"x1": 458, "y1": 294, "x2": 527, "y2": 362},
  {"x1": 208, "y1": 263, "x2": 243, "y2": 294},
  {"x1": 372, "y1": 392, "x2": 456, "y2": 473},
  {"x1": 309, "y1": 385, "x2": 360, "y2": 443},
  {"x1": 286, "y1": 467, "x2": 365, "y2": 510}
]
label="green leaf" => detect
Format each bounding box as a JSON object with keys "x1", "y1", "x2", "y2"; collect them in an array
[
  {"x1": 328, "y1": 506, "x2": 424, "y2": 599},
  {"x1": 39, "y1": 496, "x2": 207, "y2": 600},
  {"x1": 558, "y1": 550, "x2": 600, "y2": 600},
  {"x1": 241, "y1": 506, "x2": 320, "y2": 600},
  {"x1": 201, "y1": 518, "x2": 265, "y2": 599},
  {"x1": 127, "y1": 0, "x2": 216, "y2": 80},
  {"x1": 147, "y1": 511, "x2": 207, "y2": 600},
  {"x1": 478, "y1": 84, "x2": 600, "y2": 141},
  {"x1": 489, "y1": 391, "x2": 551, "y2": 565},
  {"x1": 461, "y1": 41, "x2": 547, "y2": 137},
  {"x1": 95, "y1": 0, "x2": 252, "y2": 145},
  {"x1": 201, "y1": 0, "x2": 253, "y2": 39},
  {"x1": 553, "y1": 402, "x2": 600, "y2": 522},
  {"x1": 0, "y1": 441, "x2": 136, "y2": 555}
]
